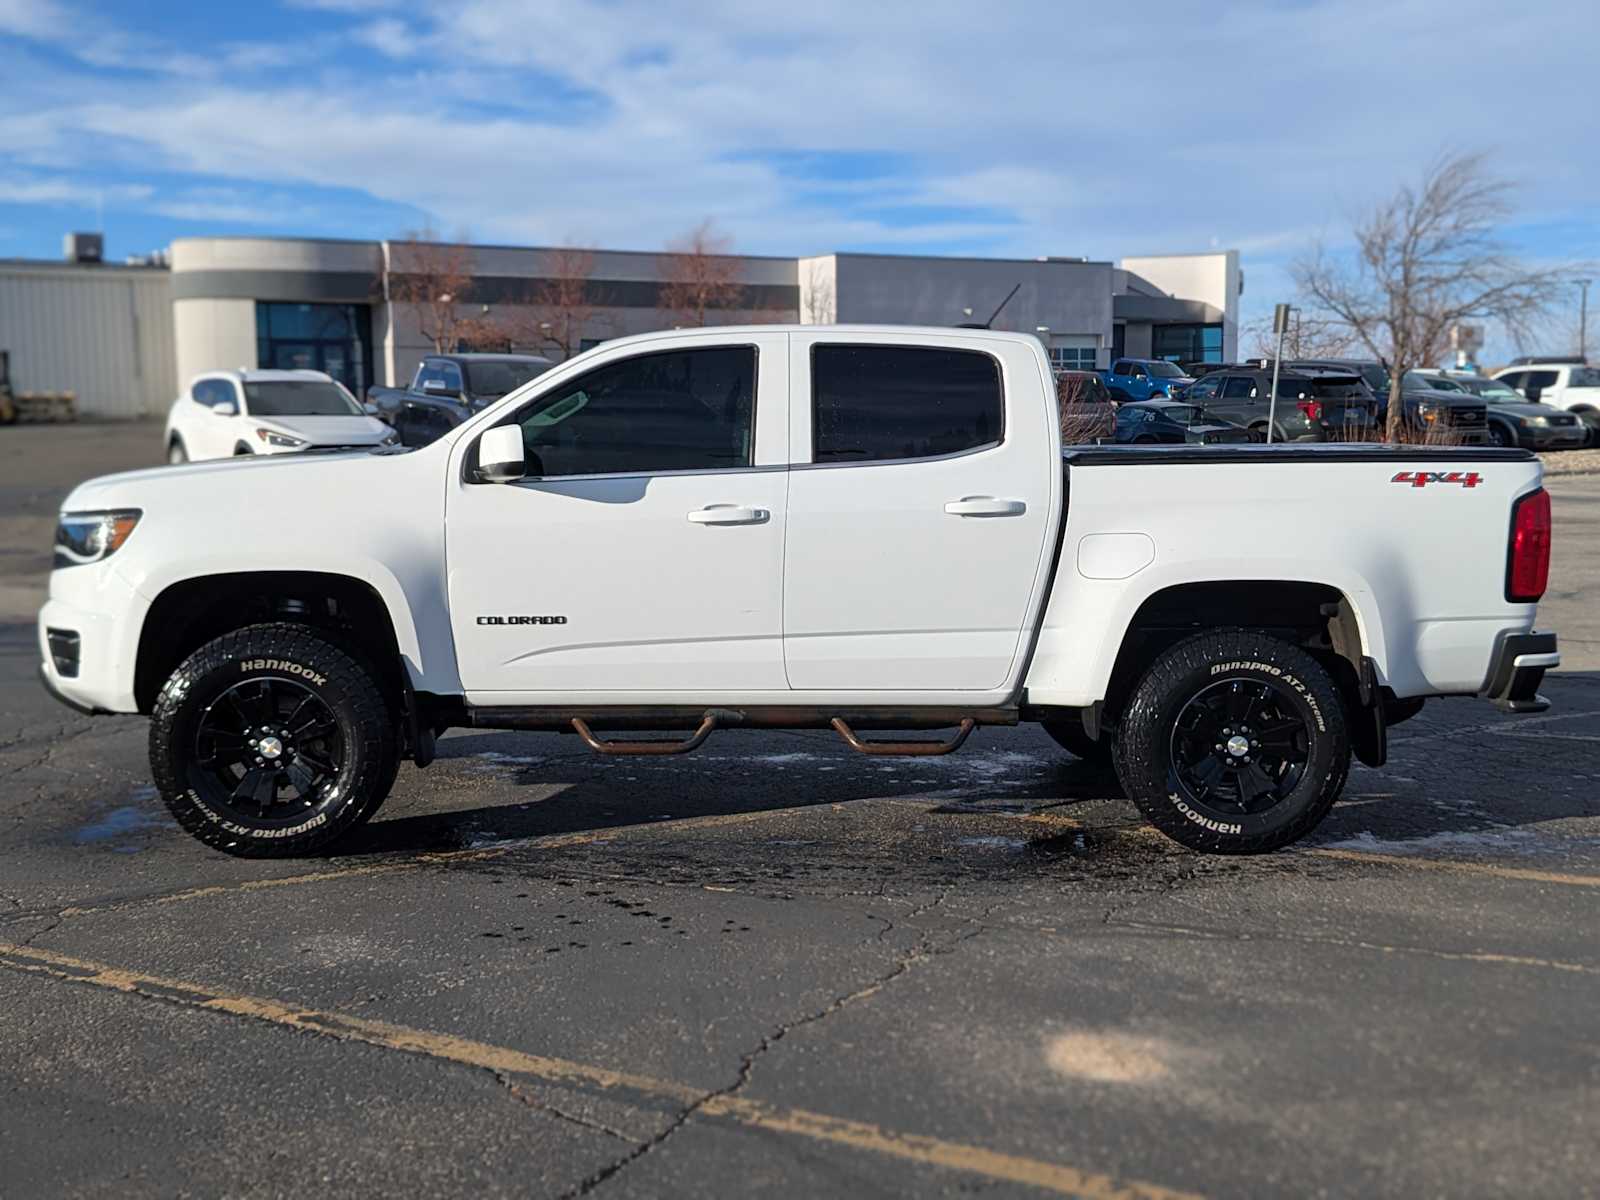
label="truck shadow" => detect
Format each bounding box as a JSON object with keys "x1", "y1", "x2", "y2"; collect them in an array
[{"x1": 333, "y1": 672, "x2": 1600, "y2": 873}]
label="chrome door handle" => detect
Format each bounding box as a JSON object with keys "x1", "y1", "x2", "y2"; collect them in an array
[
  {"x1": 687, "y1": 504, "x2": 769, "y2": 525},
  {"x1": 944, "y1": 497, "x2": 1026, "y2": 517}
]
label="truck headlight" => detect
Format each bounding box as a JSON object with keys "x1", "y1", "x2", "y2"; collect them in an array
[
  {"x1": 255, "y1": 427, "x2": 307, "y2": 448},
  {"x1": 1520, "y1": 415, "x2": 1550, "y2": 427},
  {"x1": 54, "y1": 509, "x2": 141, "y2": 568}
]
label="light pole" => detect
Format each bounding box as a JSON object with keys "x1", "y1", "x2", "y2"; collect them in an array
[{"x1": 1579, "y1": 279, "x2": 1592, "y2": 362}]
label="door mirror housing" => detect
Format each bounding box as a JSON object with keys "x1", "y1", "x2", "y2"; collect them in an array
[
  {"x1": 363, "y1": 401, "x2": 380, "y2": 416},
  {"x1": 478, "y1": 425, "x2": 526, "y2": 482},
  {"x1": 213, "y1": 401, "x2": 237, "y2": 417},
  {"x1": 1524, "y1": 386, "x2": 1542, "y2": 402}
]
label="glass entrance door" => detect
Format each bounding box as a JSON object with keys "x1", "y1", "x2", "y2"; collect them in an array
[{"x1": 256, "y1": 303, "x2": 374, "y2": 395}]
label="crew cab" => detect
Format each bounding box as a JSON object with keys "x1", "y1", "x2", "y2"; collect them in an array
[
  {"x1": 165, "y1": 369, "x2": 396, "y2": 462},
  {"x1": 1101, "y1": 358, "x2": 1195, "y2": 402},
  {"x1": 40, "y1": 326, "x2": 1559, "y2": 861},
  {"x1": 368, "y1": 353, "x2": 556, "y2": 447}
]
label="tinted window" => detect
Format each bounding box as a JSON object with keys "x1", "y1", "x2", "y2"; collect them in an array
[
  {"x1": 1528, "y1": 370, "x2": 1559, "y2": 388},
  {"x1": 1219, "y1": 376, "x2": 1256, "y2": 400},
  {"x1": 1127, "y1": 363, "x2": 1147, "y2": 377},
  {"x1": 1498, "y1": 371, "x2": 1526, "y2": 390},
  {"x1": 1186, "y1": 375, "x2": 1220, "y2": 399},
  {"x1": 191, "y1": 379, "x2": 234, "y2": 407},
  {"x1": 1567, "y1": 368, "x2": 1600, "y2": 387},
  {"x1": 243, "y1": 380, "x2": 363, "y2": 416},
  {"x1": 512, "y1": 346, "x2": 755, "y2": 477},
  {"x1": 1111, "y1": 360, "x2": 1132, "y2": 376},
  {"x1": 1310, "y1": 377, "x2": 1366, "y2": 399},
  {"x1": 1147, "y1": 361, "x2": 1185, "y2": 378},
  {"x1": 811, "y1": 345, "x2": 1002, "y2": 464},
  {"x1": 417, "y1": 360, "x2": 463, "y2": 394}
]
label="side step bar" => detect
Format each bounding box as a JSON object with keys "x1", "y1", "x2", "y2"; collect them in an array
[
  {"x1": 830, "y1": 717, "x2": 976, "y2": 757},
  {"x1": 515, "y1": 706, "x2": 1001, "y2": 758}
]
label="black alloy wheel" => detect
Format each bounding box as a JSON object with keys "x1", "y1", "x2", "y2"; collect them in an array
[
  {"x1": 1168, "y1": 678, "x2": 1309, "y2": 816},
  {"x1": 191, "y1": 677, "x2": 345, "y2": 826}
]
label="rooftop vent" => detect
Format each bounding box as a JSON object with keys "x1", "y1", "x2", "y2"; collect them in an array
[{"x1": 63, "y1": 232, "x2": 103, "y2": 264}]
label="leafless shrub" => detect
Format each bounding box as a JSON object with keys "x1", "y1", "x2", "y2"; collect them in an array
[{"x1": 1057, "y1": 374, "x2": 1112, "y2": 445}]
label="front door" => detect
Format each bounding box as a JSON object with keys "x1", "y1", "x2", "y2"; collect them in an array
[
  {"x1": 447, "y1": 334, "x2": 790, "y2": 698},
  {"x1": 782, "y1": 333, "x2": 1058, "y2": 695}
]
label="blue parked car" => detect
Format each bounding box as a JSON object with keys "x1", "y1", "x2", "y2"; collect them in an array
[{"x1": 1100, "y1": 358, "x2": 1195, "y2": 402}]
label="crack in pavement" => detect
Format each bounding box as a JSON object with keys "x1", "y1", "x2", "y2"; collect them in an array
[
  {"x1": 561, "y1": 887, "x2": 981, "y2": 1198},
  {"x1": 494, "y1": 1071, "x2": 640, "y2": 1145}
]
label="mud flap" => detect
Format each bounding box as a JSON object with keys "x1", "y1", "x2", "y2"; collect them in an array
[{"x1": 1350, "y1": 656, "x2": 1387, "y2": 768}]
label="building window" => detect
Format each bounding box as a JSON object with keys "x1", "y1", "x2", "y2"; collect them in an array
[
  {"x1": 255, "y1": 302, "x2": 374, "y2": 395},
  {"x1": 1151, "y1": 323, "x2": 1224, "y2": 365},
  {"x1": 1048, "y1": 346, "x2": 1097, "y2": 372}
]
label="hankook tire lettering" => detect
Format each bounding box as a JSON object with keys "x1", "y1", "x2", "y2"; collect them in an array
[{"x1": 239, "y1": 659, "x2": 327, "y2": 686}]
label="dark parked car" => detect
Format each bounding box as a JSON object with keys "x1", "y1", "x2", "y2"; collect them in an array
[
  {"x1": 369, "y1": 352, "x2": 556, "y2": 446},
  {"x1": 1180, "y1": 365, "x2": 1378, "y2": 441},
  {"x1": 1414, "y1": 372, "x2": 1587, "y2": 449},
  {"x1": 1056, "y1": 370, "x2": 1116, "y2": 443},
  {"x1": 1112, "y1": 399, "x2": 1255, "y2": 444}
]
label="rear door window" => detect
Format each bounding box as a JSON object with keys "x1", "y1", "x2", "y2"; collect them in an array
[
  {"x1": 1220, "y1": 376, "x2": 1256, "y2": 400},
  {"x1": 811, "y1": 344, "x2": 1002, "y2": 464}
]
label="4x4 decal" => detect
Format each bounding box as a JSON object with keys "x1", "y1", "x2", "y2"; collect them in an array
[{"x1": 1391, "y1": 470, "x2": 1482, "y2": 489}]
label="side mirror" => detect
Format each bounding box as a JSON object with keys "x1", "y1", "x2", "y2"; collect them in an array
[
  {"x1": 1524, "y1": 387, "x2": 1542, "y2": 403},
  {"x1": 478, "y1": 425, "x2": 526, "y2": 483},
  {"x1": 363, "y1": 402, "x2": 380, "y2": 416},
  {"x1": 213, "y1": 401, "x2": 237, "y2": 417}
]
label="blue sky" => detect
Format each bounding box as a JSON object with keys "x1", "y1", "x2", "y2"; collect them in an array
[{"x1": 2, "y1": 0, "x2": 1597, "y2": 347}]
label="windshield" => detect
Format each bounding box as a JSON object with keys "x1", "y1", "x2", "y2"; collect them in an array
[
  {"x1": 1473, "y1": 382, "x2": 1525, "y2": 404},
  {"x1": 1405, "y1": 373, "x2": 1463, "y2": 392},
  {"x1": 1158, "y1": 404, "x2": 1201, "y2": 423},
  {"x1": 243, "y1": 380, "x2": 362, "y2": 417},
  {"x1": 1572, "y1": 367, "x2": 1600, "y2": 388},
  {"x1": 1357, "y1": 364, "x2": 1389, "y2": 393},
  {"x1": 466, "y1": 360, "x2": 551, "y2": 399},
  {"x1": 1147, "y1": 361, "x2": 1187, "y2": 378}
]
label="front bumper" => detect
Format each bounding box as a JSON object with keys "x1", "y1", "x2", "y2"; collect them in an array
[
  {"x1": 1480, "y1": 630, "x2": 1559, "y2": 713},
  {"x1": 36, "y1": 569, "x2": 146, "y2": 715},
  {"x1": 1522, "y1": 427, "x2": 1588, "y2": 450}
]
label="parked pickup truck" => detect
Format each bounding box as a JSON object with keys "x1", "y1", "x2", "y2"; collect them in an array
[
  {"x1": 368, "y1": 352, "x2": 555, "y2": 447},
  {"x1": 1101, "y1": 358, "x2": 1195, "y2": 402},
  {"x1": 38, "y1": 326, "x2": 1559, "y2": 861}
]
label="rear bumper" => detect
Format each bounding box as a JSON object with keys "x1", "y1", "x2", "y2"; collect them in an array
[{"x1": 1480, "y1": 630, "x2": 1559, "y2": 713}]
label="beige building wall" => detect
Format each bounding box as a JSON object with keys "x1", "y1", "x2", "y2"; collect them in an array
[{"x1": 1120, "y1": 251, "x2": 1241, "y2": 361}]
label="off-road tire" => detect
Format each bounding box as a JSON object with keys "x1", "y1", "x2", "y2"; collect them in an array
[
  {"x1": 149, "y1": 622, "x2": 398, "y2": 857},
  {"x1": 1041, "y1": 716, "x2": 1113, "y2": 764},
  {"x1": 1112, "y1": 628, "x2": 1349, "y2": 854}
]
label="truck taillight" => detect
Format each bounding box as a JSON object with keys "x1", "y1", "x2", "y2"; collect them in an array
[
  {"x1": 1296, "y1": 400, "x2": 1323, "y2": 421},
  {"x1": 1506, "y1": 488, "x2": 1551, "y2": 603}
]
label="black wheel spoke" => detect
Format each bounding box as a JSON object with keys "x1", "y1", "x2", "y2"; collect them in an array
[
  {"x1": 1169, "y1": 675, "x2": 1310, "y2": 821},
  {"x1": 195, "y1": 674, "x2": 345, "y2": 831}
]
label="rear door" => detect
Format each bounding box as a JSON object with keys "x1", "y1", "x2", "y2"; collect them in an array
[
  {"x1": 447, "y1": 333, "x2": 790, "y2": 698},
  {"x1": 782, "y1": 333, "x2": 1058, "y2": 695}
]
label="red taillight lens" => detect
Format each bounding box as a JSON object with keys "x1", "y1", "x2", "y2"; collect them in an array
[
  {"x1": 1507, "y1": 488, "x2": 1551, "y2": 603},
  {"x1": 1297, "y1": 400, "x2": 1323, "y2": 421}
]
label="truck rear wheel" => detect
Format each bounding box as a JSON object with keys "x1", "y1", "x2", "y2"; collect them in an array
[
  {"x1": 1112, "y1": 629, "x2": 1348, "y2": 854},
  {"x1": 149, "y1": 623, "x2": 398, "y2": 857}
]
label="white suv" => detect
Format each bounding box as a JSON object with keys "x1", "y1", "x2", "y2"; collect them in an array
[
  {"x1": 1492, "y1": 362, "x2": 1600, "y2": 446},
  {"x1": 165, "y1": 369, "x2": 397, "y2": 463}
]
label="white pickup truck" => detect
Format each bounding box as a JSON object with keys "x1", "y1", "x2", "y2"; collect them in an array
[{"x1": 39, "y1": 326, "x2": 1559, "y2": 859}]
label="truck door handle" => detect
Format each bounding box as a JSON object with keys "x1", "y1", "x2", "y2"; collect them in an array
[
  {"x1": 687, "y1": 504, "x2": 769, "y2": 525},
  {"x1": 944, "y1": 497, "x2": 1026, "y2": 517}
]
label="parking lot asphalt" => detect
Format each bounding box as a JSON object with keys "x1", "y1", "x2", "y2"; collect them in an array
[{"x1": 2, "y1": 421, "x2": 1598, "y2": 1198}]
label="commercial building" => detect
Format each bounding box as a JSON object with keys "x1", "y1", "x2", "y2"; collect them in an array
[{"x1": 0, "y1": 235, "x2": 1239, "y2": 417}]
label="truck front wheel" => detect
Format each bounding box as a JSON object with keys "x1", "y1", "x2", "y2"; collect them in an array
[
  {"x1": 149, "y1": 623, "x2": 398, "y2": 857},
  {"x1": 1112, "y1": 629, "x2": 1349, "y2": 854}
]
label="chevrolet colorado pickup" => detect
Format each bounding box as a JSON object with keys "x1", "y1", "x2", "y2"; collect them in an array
[{"x1": 39, "y1": 326, "x2": 1559, "y2": 859}]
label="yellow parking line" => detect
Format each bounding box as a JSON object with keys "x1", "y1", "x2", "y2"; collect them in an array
[
  {"x1": 0, "y1": 942, "x2": 1198, "y2": 1200},
  {"x1": 1307, "y1": 848, "x2": 1600, "y2": 889}
]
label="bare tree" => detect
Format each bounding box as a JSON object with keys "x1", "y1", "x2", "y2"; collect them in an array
[
  {"x1": 1295, "y1": 152, "x2": 1565, "y2": 442},
  {"x1": 387, "y1": 230, "x2": 482, "y2": 353},
  {"x1": 1243, "y1": 311, "x2": 1353, "y2": 360},
  {"x1": 509, "y1": 245, "x2": 610, "y2": 360},
  {"x1": 659, "y1": 220, "x2": 747, "y2": 326}
]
